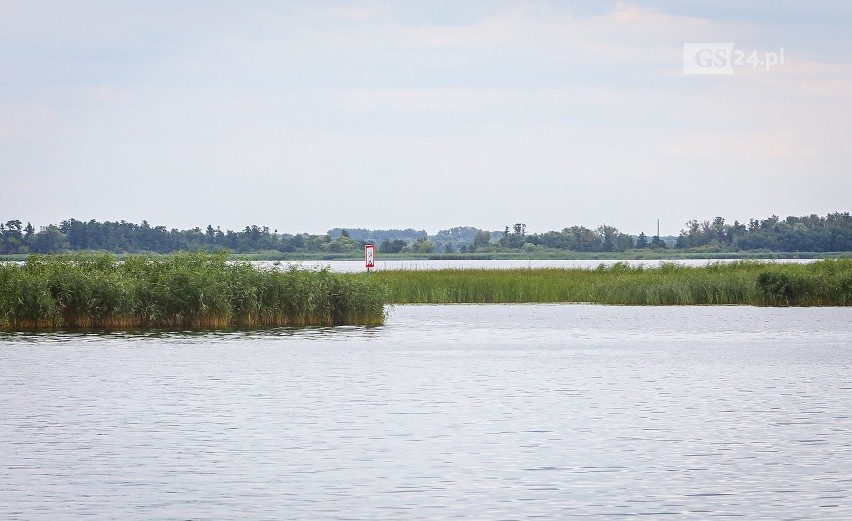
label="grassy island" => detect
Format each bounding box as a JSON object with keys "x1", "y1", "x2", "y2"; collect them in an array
[
  {"x1": 0, "y1": 253, "x2": 385, "y2": 330},
  {"x1": 376, "y1": 260, "x2": 852, "y2": 306},
  {"x1": 2, "y1": 256, "x2": 849, "y2": 331}
]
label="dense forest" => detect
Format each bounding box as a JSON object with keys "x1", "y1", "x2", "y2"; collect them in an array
[{"x1": 1, "y1": 212, "x2": 851, "y2": 256}]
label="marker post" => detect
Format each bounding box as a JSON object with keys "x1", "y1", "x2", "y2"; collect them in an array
[{"x1": 364, "y1": 244, "x2": 375, "y2": 273}]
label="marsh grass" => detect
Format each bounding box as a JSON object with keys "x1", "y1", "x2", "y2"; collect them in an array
[
  {"x1": 0, "y1": 252, "x2": 385, "y2": 331},
  {"x1": 376, "y1": 260, "x2": 852, "y2": 306},
  {"x1": 3, "y1": 257, "x2": 848, "y2": 331}
]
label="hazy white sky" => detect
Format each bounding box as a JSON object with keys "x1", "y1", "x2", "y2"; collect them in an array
[{"x1": 2, "y1": 1, "x2": 851, "y2": 235}]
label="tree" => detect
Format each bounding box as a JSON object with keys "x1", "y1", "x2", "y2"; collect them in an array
[
  {"x1": 413, "y1": 236, "x2": 435, "y2": 253},
  {"x1": 472, "y1": 230, "x2": 492, "y2": 250},
  {"x1": 636, "y1": 232, "x2": 649, "y2": 248},
  {"x1": 29, "y1": 226, "x2": 69, "y2": 253},
  {"x1": 326, "y1": 235, "x2": 359, "y2": 253},
  {"x1": 380, "y1": 239, "x2": 406, "y2": 253},
  {"x1": 4, "y1": 220, "x2": 22, "y2": 234},
  {"x1": 24, "y1": 222, "x2": 35, "y2": 241},
  {"x1": 500, "y1": 223, "x2": 527, "y2": 248},
  {"x1": 597, "y1": 225, "x2": 617, "y2": 252}
]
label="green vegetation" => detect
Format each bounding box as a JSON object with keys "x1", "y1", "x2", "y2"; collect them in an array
[
  {"x1": 2, "y1": 211, "x2": 852, "y2": 258},
  {"x1": 376, "y1": 260, "x2": 852, "y2": 306},
  {"x1": 0, "y1": 253, "x2": 385, "y2": 331},
  {"x1": 2, "y1": 256, "x2": 848, "y2": 332}
]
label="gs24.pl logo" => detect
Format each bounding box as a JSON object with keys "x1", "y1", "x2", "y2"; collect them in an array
[{"x1": 683, "y1": 43, "x2": 785, "y2": 75}]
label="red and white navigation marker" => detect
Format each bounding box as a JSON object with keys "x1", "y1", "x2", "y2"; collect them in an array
[{"x1": 364, "y1": 244, "x2": 375, "y2": 272}]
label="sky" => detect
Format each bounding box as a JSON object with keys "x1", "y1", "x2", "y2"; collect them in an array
[{"x1": 2, "y1": 1, "x2": 851, "y2": 236}]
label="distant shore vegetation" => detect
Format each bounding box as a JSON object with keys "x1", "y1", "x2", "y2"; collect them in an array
[{"x1": 1, "y1": 211, "x2": 852, "y2": 259}]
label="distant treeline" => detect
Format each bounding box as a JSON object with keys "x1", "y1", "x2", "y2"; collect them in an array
[{"x1": 1, "y1": 211, "x2": 851, "y2": 255}]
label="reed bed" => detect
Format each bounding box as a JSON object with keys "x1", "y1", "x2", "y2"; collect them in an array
[
  {"x1": 0, "y1": 253, "x2": 385, "y2": 330},
  {"x1": 376, "y1": 260, "x2": 852, "y2": 306},
  {"x1": 3, "y1": 258, "x2": 847, "y2": 331}
]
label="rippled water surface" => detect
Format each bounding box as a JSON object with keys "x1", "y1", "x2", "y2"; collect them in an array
[{"x1": 2, "y1": 305, "x2": 852, "y2": 520}]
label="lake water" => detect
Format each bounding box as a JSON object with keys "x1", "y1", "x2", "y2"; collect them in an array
[
  {"x1": 2, "y1": 258, "x2": 820, "y2": 273},
  {"x1": 256, "y1": 258, "x2": 819, "y2": 272},
  {"x1": 2, "y1": 305, "x2": 851, "y2": 520}
]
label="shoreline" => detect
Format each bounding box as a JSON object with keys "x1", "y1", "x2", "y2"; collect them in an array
[{"x1": 2, "y1": 251, "x2": 852, "y2": 263}]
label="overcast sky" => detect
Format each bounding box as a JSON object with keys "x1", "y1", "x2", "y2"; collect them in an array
[{"x1": 2, "y1": 1, "x2": 851, "y2": 235}]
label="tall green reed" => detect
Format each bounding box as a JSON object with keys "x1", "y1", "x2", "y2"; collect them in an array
[
  {"x1": 376, "y1": 260, "x2": 851, "y2": 306},
  {"x1": 0, "y1": 252, "x2": 385, "y2": 330}
]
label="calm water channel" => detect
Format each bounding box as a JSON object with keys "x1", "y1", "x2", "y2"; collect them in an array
[
  {"x1": 2, "y1": 305, "x2": 851, "y2": 520},
  {"x1": 256, "y1": 258, "x2": 818, "y2": 272}
]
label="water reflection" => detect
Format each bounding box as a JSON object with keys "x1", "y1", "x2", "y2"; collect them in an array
[{"x1": 1, "y1": 324, "x2": 386, "y2": 344}]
